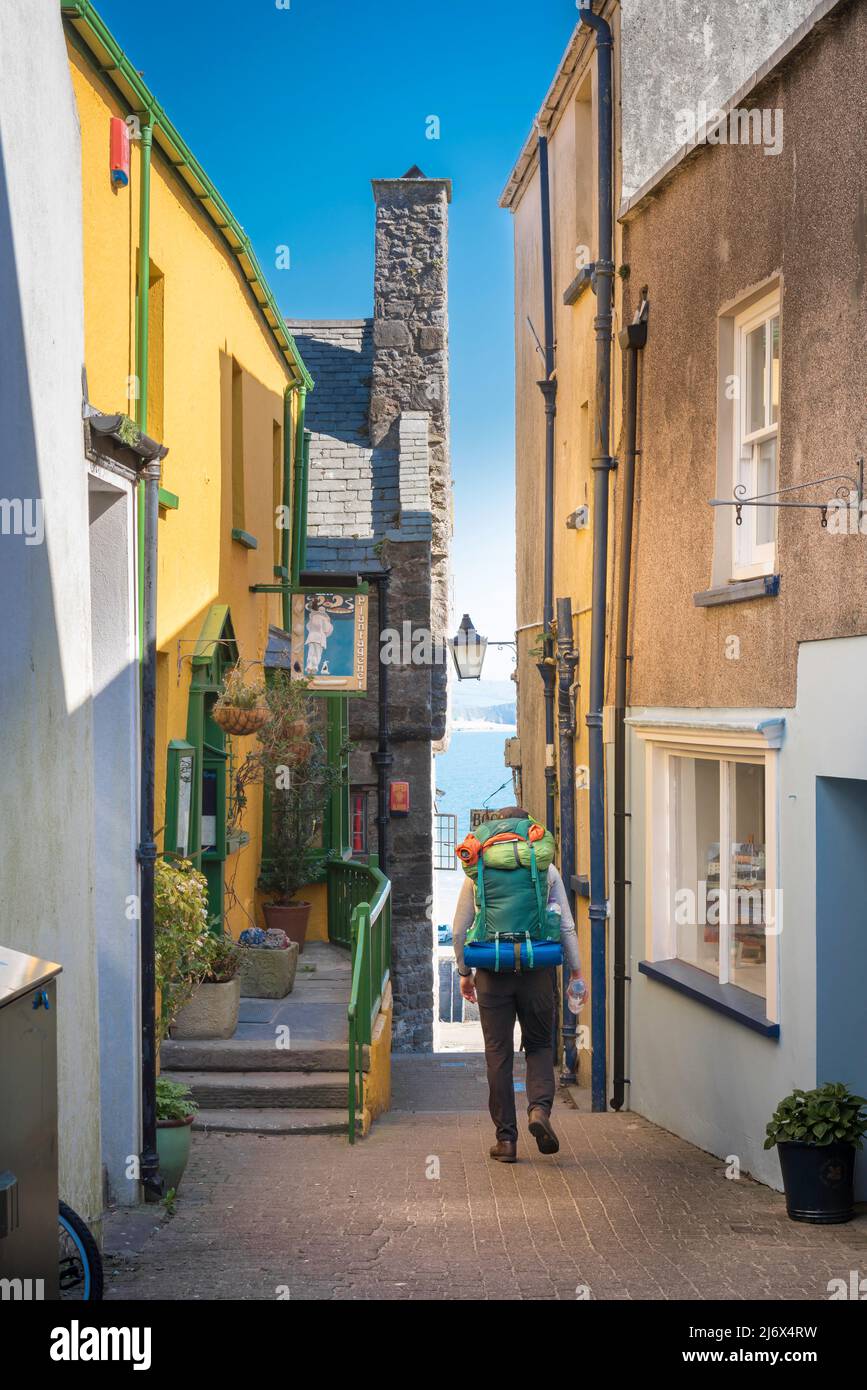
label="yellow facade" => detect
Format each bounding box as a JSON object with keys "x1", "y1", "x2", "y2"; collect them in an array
[{"x1": 68, "y1": 32, "x2": 305, "y2": 937}]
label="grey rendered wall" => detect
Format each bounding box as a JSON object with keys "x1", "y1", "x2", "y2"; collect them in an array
[
  {"x1": 620, "y1": 0, "x2": 821, "y2": 198},
  {"x1": 627, "y1": 636, "x2": 867, "y2": 1192},
  {"x1": 0, "y1": 1, "x2": 102, "y2": 1225}
]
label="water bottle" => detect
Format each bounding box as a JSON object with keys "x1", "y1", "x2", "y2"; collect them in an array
[{"x1": 567, "y1": 976, "x2": 587, "y2": 1014}]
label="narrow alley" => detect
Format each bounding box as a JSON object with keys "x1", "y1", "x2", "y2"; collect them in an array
[{"x1": 104, "y1": 1060, "x2": 867, "y2": 1302}]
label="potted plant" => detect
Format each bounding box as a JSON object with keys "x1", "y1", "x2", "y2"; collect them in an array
[
  {"x1": 765, "y1": 1081, "x2": 867, "y2": 1224},
  {"x1": 212, "y1": 663, "x2": 269, "y2": 737},
  {"x1": 171, "y1": 931, "x2": 242, "y2": 1040},
  {"x1": 231, "y1": 672, "x2": 344, "y2": 953},
  {"x1": 154, "y1": 857, "x2": 212, "y2": 1043},
  {"x1": 155, "y1": 1077, "x2": 198, "y2": 1193}
]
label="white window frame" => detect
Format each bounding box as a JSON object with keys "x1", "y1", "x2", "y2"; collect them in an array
[
  {"x1": 732, "y1": 290, "x2": 780, "y2": 580},
  {"x1": 637, "y1": 723, "x2": 781, "y2": 1023}
]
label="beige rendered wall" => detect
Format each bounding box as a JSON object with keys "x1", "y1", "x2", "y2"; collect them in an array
[
  {"x1": 508, "y1": 8, "x2": 624, "y2": 1079},
  {"x1": 619, "y1": 0, "x2": 867, "y2": 711}
]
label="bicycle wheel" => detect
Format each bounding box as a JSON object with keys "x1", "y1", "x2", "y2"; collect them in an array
[{"x1": 58, "y1": 1200, "x2": 104, "y2": 1301}]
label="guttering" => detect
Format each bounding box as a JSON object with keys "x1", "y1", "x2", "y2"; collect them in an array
[
  {"x1": 135, "y1": 114, "x2": 154, "y2": 657},
  {"x1": 137, "y1": 455, "x2": 163, "y2": 1199},
  {"x1": 60, "y1": 0, "x2": 313, "y2": 390},
  {"x1": 612, "y1": 297, "x2": 648, "y2": 1112},
  {"x1": 555, "y1": 597, "x2": 579, "y2": 1081},
  {"x1": 536, "y1": 132, "x2": 557, "y2": 835},
  {"x1": 579, "y1": 0, "x2": 615, "y2": 1114}
]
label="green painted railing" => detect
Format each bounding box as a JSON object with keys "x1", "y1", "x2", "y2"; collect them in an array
[{"x1": 327, "y1": 856, "x2": 391, "y2": 1144}]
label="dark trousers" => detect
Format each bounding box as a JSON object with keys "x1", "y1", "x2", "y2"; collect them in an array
[{"x1": 475, "y1": 966, "x2": 556, "y2": 1143}]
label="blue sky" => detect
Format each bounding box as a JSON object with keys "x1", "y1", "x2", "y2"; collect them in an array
[{"x1": 95, "y1": 0, "x2": 578, "y2": 680}]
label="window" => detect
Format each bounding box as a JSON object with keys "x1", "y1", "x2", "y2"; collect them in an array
[
  {"x1": 639, "y1": 725, "x2": 781, "y2": 1022},
  {"x1": 733, "y1": 292, "x2": 780, "y2": 578}
]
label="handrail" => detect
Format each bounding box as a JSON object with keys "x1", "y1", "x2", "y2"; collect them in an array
[{"x1": 338, "y1": 856, "x2": 391, "y2": 1144}]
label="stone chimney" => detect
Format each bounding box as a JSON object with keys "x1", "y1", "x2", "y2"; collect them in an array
[{"x1": 370, "y1": 168, "x2": 452, "y2": 742}]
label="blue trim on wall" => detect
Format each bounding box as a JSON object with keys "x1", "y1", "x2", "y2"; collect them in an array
[{"x1": 638, "y1": 958, "x2": 780, "y2": 1037}]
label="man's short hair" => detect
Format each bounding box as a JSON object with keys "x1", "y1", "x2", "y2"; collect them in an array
[{"x1": 491, "y1": 805, "x2": 530, "y2": 820}]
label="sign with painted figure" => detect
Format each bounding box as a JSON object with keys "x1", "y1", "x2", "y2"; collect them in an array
[{"x1": 290, "y1": 591, "x2": 368, "y2": 693}]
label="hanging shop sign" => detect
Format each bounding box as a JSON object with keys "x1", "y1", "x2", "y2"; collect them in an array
[{"x1": 290, "y1": 589, "x2": 368, "y2": 694}]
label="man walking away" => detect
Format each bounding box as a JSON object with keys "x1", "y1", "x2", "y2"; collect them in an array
[{"x1": 452, "y1": 807, "x2": 584, "y2": 1163}]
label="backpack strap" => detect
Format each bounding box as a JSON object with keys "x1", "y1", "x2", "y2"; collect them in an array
[{"x1": 529, "y1": 844, "x2": 547, "y2": 931}]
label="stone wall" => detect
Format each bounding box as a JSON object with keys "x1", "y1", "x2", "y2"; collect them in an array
[{"x1": 288, "y1": 170, "x2": 453, "y2": 1052}]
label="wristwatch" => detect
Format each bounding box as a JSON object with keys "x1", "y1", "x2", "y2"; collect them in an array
[{"x1": 457, "y1": 966, "x2": 472, "y2": 978}]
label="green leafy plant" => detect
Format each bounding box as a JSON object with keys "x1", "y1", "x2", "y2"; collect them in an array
[
  {"x1": 764, "y1": 1083, "x2": 867, "y2": 1150},
  {"x1": 154, "y1": 858, "x2": 211, "y2": 1044},
  {"x1": 155, "y1": 1076, "x2": 198, "y2": 1123},
  {"x1": 202, "y1": 930, "x2": 241, "y2": 984},
  {"x1": 214, "y1": 663, "x2": 266, "y2": 713}
]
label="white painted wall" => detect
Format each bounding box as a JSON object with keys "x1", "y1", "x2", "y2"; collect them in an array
[
  {"x1": 0, "y1": 1, "x2": 102, "y2": 1226},
  {"x1": 625, "y1": 636, "x2": 867, "y2": 1192},
  {"x1": 620, "y1": 0, "x2": 821, "y2": 198}
]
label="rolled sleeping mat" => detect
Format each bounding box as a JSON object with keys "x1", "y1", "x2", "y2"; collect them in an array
[{"x1": 464, "y1": 940, "x2": 563, "y2": 972}]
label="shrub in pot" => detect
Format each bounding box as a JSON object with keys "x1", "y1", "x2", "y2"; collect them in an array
[
  {"x1": 171, "y1": 932, "x2": 242, "y2": 1040},
  {"x1": 765, "y1": 1082, "x2": 867, "y2": 1224},
  {"x1": 232, "y1": 672, "x2": 344, "y2": 954},
  {"x1": 156, "y1": 1077, "x2": 198, "y2": 1192},
  {"x1": 154, "y1": 857, "x2": 212, "y2": 1044},
  {"x1": 212, "y1": 663, "x2": 269, "y2": 737}
]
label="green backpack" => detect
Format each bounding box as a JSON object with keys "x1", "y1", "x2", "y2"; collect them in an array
[{"x1": 458, "y1": 816, "x2": 561, "y2": 969}]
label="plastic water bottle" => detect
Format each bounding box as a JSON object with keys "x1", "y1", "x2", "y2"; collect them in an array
[{"x1": 567, "y1": 977, "x2": 588, "y2": 1014}]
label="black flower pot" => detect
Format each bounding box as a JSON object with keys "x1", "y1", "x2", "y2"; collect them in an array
[{"x1": 777, "y1": 1140, "x2": 856, "y2": 1224}]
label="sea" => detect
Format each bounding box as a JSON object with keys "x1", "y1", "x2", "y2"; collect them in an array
[{"x1": 435, "y1": 727, "x2": 517, "y2": 839}]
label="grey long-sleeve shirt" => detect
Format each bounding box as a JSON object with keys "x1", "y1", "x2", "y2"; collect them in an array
[{"x1": 452, "y1": 865, "x2": 581, "y2": 972}]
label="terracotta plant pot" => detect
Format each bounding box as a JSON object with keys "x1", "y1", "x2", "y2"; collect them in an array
[
  {"x1": 239, "y1": 940, "x2": 299, "y2": 999},
  {"x1": 156, "y1": 1115, "x2": 194, "y2": 1192},
  {"x1": 263, "y1": 900, "x2": 311, "y2": 954},
  {"x1": 171, "y1": 976, "x2": 240, "y2": 1039},
  {"x1": 212, "y1": 703, "x2": 269, "y2": 736}
]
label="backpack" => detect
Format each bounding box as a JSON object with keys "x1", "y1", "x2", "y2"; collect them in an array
[{"x1": 456, "y1": 816, "x2": 563, "y2": 972}]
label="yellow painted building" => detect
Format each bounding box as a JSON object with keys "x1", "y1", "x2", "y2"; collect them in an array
[{"x1": 64, "y1": 1, "x2": 314, "y2": 937}]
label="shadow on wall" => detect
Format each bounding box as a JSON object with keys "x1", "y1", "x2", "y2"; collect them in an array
[{"x1": 0, "y1": 127, "x2": 101, "y2": 1225}]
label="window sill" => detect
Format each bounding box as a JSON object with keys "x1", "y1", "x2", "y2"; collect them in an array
[
  {"x1": 638, "y1": 958, "x2": 779, "y2": 1037},
  {"x1": 694, "y1": 574, "x2": 780, "y2": 607}
]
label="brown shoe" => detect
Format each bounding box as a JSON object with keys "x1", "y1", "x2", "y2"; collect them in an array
[
  {"x1": 489, "y1": 1140, "x2": 517, "y2": 1163},
  {"x1": 528, "y1": 1107, "x2": 560, "y2": 1155}
]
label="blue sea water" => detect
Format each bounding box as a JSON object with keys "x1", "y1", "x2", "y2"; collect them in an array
[{"x1": 434, "y1": 729, "x2": 517, "y2": 838}]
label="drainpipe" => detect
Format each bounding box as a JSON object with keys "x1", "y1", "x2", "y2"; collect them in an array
[
  {"x1": 371, "y1": 570, "x2": 393, "y2": 875},
  {"x1": 579, "y1": 0, "x2": 615, "y2": 1113},
  {"x1": 281, "y1": 387, "x2": 294, "y2": 630},
  {"x1": 289, "y1": 387, "x2": 307, "y2": 589},
  {"x1": 536, "y1": 132, "x2": 557, "y2": 835},
  {"x1": 556, "y1": 597, "x2": 579, "y2": 1081},
  {"x1": 612, "y1": 297, "x2": 649, "y2": 1112},
  {"x1": 300, "y1": 429, "x2": 312, "y2": 574},
  {"x1": 135, "y1": 116, "x2": 154, "y2": 656},
  {"x1": 138, "y1": 457, "x2": 162, "y2": 1199}
]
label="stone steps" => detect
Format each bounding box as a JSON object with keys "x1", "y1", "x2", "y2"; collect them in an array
[
  {"x1": 193, "y1": 1107, "x2": 351, "y2": 1136},
  {"x1": 161, "y1": 1038, "x2": 368, "y2": 1074},
  {"x1": 171, "y1": 1069, "x2": 355, "y2": 1111}
]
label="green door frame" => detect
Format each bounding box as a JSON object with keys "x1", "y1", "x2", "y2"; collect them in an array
[{"x1": 184, "y1": 604, "x2": 238, "y2": 930}]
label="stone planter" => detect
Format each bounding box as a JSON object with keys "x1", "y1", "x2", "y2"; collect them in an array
[
  {"x1": 171, "y1": 976, "x2": 240, "y2": 1040},
  {"x1": 239, "y1": 941, "x2": 299, "y2": 999}
]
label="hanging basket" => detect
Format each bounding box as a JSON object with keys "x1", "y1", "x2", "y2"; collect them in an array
[{"x1": 212, "y1": 702, "x2": 269, "y2": 736}]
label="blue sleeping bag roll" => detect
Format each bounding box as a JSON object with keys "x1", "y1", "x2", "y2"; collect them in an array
[{"x1": 464, "y1": 940, "x2": 563, "y2": 973}]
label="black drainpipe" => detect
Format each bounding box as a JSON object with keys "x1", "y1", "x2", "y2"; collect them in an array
[
  {"x1": 579, "y1": 0, "x2": 615, "y2": 1113},
  {"x1": 138, "y1": 458, "x2": 162, "y2": 1198},
  {"x1": 370, "y1": 569, "x2": 393, "y2": 875},
  {"x1": 536, "y1": 131, "x2": 557, "y2": 836},
  {"x1": 612, "y1": 296, "x2": 648, "y2": 1112},
  {"x1": 556, "y1": 597, "x2": 579, "y2": 1081}
]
